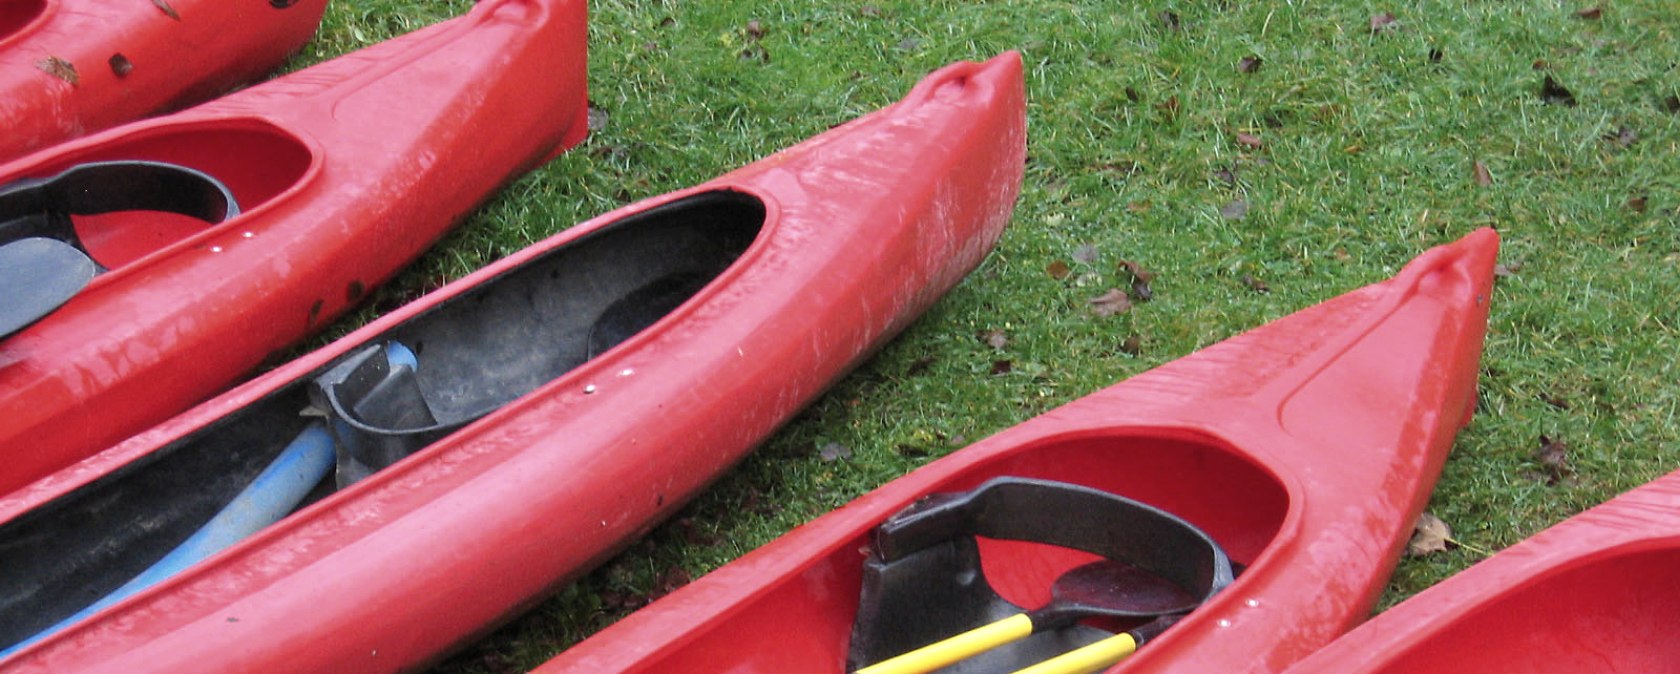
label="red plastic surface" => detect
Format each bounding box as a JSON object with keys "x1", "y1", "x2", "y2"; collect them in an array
[
  {"x1": 537, "y1": 229, "x2": 1499, "y2": 674},
  {"x1": 0, "y1": 53, "x2": 1026, "y2": 673},
  {"x1": 0, "y1": 0, "x2": 589, "y2": 497},
  {"x1": 0, "y1": 0, "x2": 328, "y2": 162},
  {"x1": 1283, "y1": 467, "x2": 1680, "y2": 673}
]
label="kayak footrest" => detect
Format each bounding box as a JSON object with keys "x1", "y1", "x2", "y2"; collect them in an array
[{"x1": 309, "y1": 343, "x2": 464, "y2": 486}]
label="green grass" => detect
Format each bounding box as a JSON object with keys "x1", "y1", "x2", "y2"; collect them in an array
[{"x1": 272, "y1": 0, "x2": 1680, "y2": 670}]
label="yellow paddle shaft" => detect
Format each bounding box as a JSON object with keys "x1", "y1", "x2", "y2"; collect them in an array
[
  {"x1": 854, "y1": 613, "x2": 1035, "y2": 674},
  {"x1": 1008, "y1": 631, "x2": 1139, "y2": 674}
]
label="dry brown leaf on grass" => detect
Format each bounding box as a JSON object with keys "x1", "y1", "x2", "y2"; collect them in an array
[
  {"x1": 1541, "y1": 76, "x2": 1578, "y2": 106},
  {"x1": 1407, "y1": 512, "x2": 1453, "y2": 557},
  {"x1": 1088, "y1": 289, "x2": 1133, "y2": 317},
  {"x1": 1369, "y1": 12, "x2": 1397, "y2": 33},
  {"x1": 1473, "y1": 160, "x2": 1493, "y2": 187},
  {"x1": 1534, "y1": 434, "x2": 1572, "y2": 484},
  {"x1": 1119, "y1": 259, "x2": 1155, "y2": 301},
  {"x1": 818, "y1": 442, "x2": 852, "y2": 463},
  {"x1": 1119, "y1": 335, "x2": 1142, "y2": 355},
  {"x1": 1046, "y1": 260, "x2": 1071, "y2": 280}
]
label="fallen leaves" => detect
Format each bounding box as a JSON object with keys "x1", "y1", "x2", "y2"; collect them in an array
[
  {"x1": 738, "y1": 19, "x2": 770, "y2": 62},
  {"x1": 1602, "y1": 124, "x2": 1637, "y2": 148},
  {"x1": 1369, "y1": 12, "x2": 1398, "y2": 34},
  {"x1": 1235, "y1": 132, "x2": 1264, "y2": 150},
  {"x1": 1533, "y1": 434, "x2": 1572, "y2": 484},
  {"x1": 151, "y1": 0, "x2": 181, "y2": 20},
  {"x1": 1119, "y1": 335, "x2": 1142, "y2": 355},
  {"x1": 1540, "y1": 75, "x2": 1577, "y2": 106},
  {"x1": 1241, "y1": 274, "x2": 1271, "y2": 293},
  {"x1": 1220, "y1": 199, "x2": 1249, "y2": 220},
  {"x1": 1472, "y1": 160, "x2": 1493, "y2": 187},
  {"x1": 1406, "y1": 512, "x2": 1453, "y2": 557},
  {"x1": 979, "y1": 329, "x2": 1009, "y2": 350},
  {"x1": 1045, "y1": 260, "x2": 1071, "y2": 280},
  {"x1": 1574, "y1": 5, "x2": 1603, "y2": 20},
  {"x1": 1084, "y1": 260, "x2": 1157, "y2": 316},
  {"x1": 36, "y1": 56, "x2": 77, "y2": 85},
  {"x1": 1156, "y1": 95, "x2": 1180, "y2": 122},
  {"x1": 1237, "y1": 55, "x2": 1263, "y2": 73},
  {"x1": 1087, "y1": 289, "x2": 1133, "y2": 317},
  {"x1": 1119, "y1": 259, "x2": 1155, "y2": 301},
  {"x1": 818, "y1": 442, "x2": 853, "y2": 463},
  {"x1": 586, "y1": 104, "x2": 610, "y2": 131}
]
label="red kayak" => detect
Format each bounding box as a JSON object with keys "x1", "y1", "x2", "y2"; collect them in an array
[
  {"x1": 0, "y1": 0, "x2": 329, "y2": 162},
  {"x1": 1283, "y1": 467, "x2": 1680, "y2": 673},
  {"x1": 0, "y1": 0, "x2": 589, "y2": 497},
  {"x1": 539, "y1": 229, "x2": 1499, "y2": 674},
  {"x1": 0, "y1": 53, "x2": 1024, "y2": 673}
]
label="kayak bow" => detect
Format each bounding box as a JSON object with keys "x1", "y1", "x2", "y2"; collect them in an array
[
  {"x1": 0, "y1": 52, "x2": 1025, "y2": 673},
  {"x1": 0, "y1": 0, "x2": 329, "y2": 162},
  {"x1": 539, "y1": 229, "x2": 1498, "y2": 674},
  {"x1": 1282, "y1": 467, "x2": 1680, "y2": 673},
  {"x1": 0, "y1": 0, "x2": 590, "y2": 497}
]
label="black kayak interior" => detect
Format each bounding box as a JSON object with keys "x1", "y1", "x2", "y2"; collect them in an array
[{"x1": 0, "y1": 190, "x2": 764, "y2": 647}]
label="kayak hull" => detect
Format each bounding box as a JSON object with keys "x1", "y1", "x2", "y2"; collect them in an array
[
  {"x1": 538, "y1": 229, "x2": 1499, "y2": 673},
  {"x1": 0, "y1": 53, "x2": 1026, "y2": 673},
  {"x1": 1283, "y1": 468, "x2": 1680, "y2": 673},
  {"x1": 0, "y1": 0, "x2": 329, "y2": 162},
  {"x1": 0, "y1": 0, "x2": 589, "y2": 497}
]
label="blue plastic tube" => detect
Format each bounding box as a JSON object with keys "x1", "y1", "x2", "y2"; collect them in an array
[
  {"x1": 2, "y1": 422, "x2": 335, "y2": 656},
  {"x1": 2, "y1": 342, "x2": 414, "y2": 656}
]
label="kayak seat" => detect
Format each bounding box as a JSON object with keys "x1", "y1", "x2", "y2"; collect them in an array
[
  {"x1": 847, "y1": 478, "x2": 1233, "y2": 673},
  {"x1": 0, "y1": 161, "x2": 238, "y2": 338},
  {"x1": 310, "y1": 190, "x2": 765, "y2": 485},
  {"x1": 0, "y1": 160, "x2": 240, "y2": 263}
]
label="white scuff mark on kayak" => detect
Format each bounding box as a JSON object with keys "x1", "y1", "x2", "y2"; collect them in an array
[
  {"x1": 1217, "y1": 618, "x2": 1232, "y2": 628},
  {"x1": 618, "y1": 368, "x2": 634, "y2": 377},
  {"x1": 737, "y1": 347, "x2": 744, "y2": 357},
  {"x1": 210, "y1": 245, "x2": 223, "y2": 253},
  {"x1": 583, "y1": 384, "x2": 596, "y2": 394},
  {"x1": 1245, "y1": 598, "x2": 1261, "y2": 608},
  {"x1": 242, "y1": 231, "x2": 254, "y2": 238}
]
